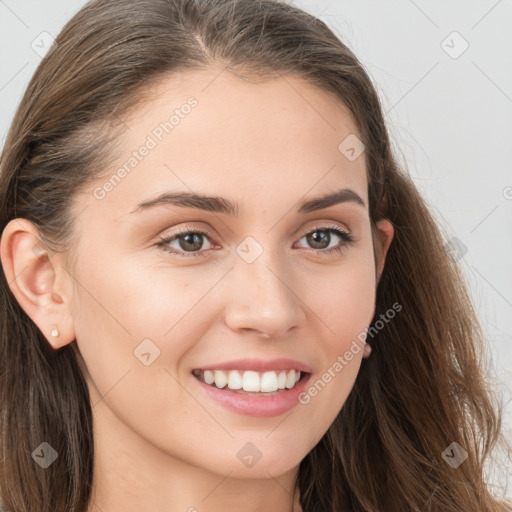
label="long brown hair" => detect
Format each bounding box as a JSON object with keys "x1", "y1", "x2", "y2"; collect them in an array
[{"x1": 0, "y1": 0, "x2": 510, "y2": 510}]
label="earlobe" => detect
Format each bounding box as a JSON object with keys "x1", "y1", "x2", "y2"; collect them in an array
[
  {"x1": 0, "y1": 218, "x2": 75, "y2": 350},
  {"x1": 374, "y1": 218, "x2": 394, "y2": 282}
]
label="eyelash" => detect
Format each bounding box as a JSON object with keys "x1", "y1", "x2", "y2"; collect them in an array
[{"x1": 155, "y1": 225, "x2": 355, "y2": 258}]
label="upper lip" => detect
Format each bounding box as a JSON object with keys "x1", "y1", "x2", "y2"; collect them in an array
[{"x1": 193, "y1": 358, "x2": 312, "y2": 373}]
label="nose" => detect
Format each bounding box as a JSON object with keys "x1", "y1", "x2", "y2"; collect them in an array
[{"x1": 222, "y1": 247, "x2": 307, "y2": 340}]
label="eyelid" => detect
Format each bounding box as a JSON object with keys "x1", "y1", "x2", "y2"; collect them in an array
[{"x1": 298, "y1": 221, "x2": 350, "y2": 237}]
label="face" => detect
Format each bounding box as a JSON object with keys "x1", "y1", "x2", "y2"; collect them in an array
[{"x1": 57, "y1": 68, "x2": 392, "y2": 479}]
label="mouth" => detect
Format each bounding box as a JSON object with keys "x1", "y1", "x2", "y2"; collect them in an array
[{"x1": 192, "y1": 368, "x2": 309, "y2": 396}]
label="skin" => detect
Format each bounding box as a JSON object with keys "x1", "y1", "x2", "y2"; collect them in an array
[{"x1": 1, "y1": 66, "x2": 393, "y2": 512}]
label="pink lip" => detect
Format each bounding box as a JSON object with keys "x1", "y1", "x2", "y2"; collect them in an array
[
  {"x1": 193, "y1": 358, "x2": 312, "y2": 373},
  {"x1": 193, "y1": 372, "x2": 312, "y2": 418}
]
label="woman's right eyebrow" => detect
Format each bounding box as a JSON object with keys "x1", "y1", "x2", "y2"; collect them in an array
[{"x1": 128, "y1": 187, "x2": 367, "y2": 217}]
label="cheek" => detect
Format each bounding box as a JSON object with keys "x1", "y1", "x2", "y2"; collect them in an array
[
  {"x1": 334, "y1": 260, "x2": 376, "y2": 333},
  {"x1": 303, "y1": 247, "x2": 377, "y2": 344},
  {"x1": 69, "y1": 262, "x2": 204, "y2": 440},
  {"x1": 295, "y1": 249, "x2": 376, "y2": 439},
  {"x1": 69, "y1": 249, "x2": 223, "y2": 415},
  {"x1": 71, "y1": 249, "x2": 202, "y2": 349}
]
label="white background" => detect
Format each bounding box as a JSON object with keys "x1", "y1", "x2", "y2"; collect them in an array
[{"x1": 1, "y1": 0, "x2": 511, "y2": 500}]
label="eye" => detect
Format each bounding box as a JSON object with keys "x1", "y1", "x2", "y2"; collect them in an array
[
  {"x1": 155, "y1": 225, "x2": 355, "y2": 258},
  {"x1": 295, "y1": 226, "x2": 355, "y2": 255},
  {"x1": 156, "y1": 227, "x2": 214, "y2": 258}
]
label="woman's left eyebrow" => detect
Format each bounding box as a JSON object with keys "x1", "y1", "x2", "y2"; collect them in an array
[{"x1": 128, "y1": 187, "x2": 366, "y2": 217}]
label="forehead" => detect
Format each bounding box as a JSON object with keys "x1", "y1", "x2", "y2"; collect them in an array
[{"x1": 82, "y1": 67, "x2": 368, "y2": 217}]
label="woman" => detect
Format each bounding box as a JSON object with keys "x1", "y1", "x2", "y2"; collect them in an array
[{"x1": 0, "y1": 0, "x2": 510, "y2": 511}]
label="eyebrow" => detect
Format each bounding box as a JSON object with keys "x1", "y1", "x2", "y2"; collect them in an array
[{"x1": 129, "y1": 187, "x2": 366, "y2": 216}]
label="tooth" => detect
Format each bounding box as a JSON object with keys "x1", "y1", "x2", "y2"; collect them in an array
[
  {"x1": 227, "y1": 370, "x2": 242, "y2": 390},
  {"x1": 260, "y1": 371, "x2": 278, "y2": 392},
  {"x1": 278, "y1": 371, "x2": 287, "y2": 389},
  {"x1": 202, "y1": 368, "x2": 302, "y2": 391},
  {"x1": 242, "y1": 370, "x2": 260, "y2": 392},
  {"x1": 214, "y1": 370, "x2": 227, "y2": 389},
  {"x1": 285, "y1": 369, "x2": 296, "y2": 389}
]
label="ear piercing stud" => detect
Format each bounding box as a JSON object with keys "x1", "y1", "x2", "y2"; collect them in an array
[{"x1": 51, "y1": 326, "x2": 60, "y2": 338}]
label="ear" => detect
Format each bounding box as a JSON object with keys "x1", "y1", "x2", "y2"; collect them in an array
[
  {"x1": 373, "y1": 218, "x2": 394, "y2": 284},
  {"x1": 0, "y1": 218, "x2": 76, "y2": 350}
]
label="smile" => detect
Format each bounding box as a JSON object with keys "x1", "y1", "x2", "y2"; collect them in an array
[
  {"x1": 192, "y1": 368, "x2": 304, "y2": 394},
  {"x1": 190, "y1": 358, "x2": 312, "y2": 416}
]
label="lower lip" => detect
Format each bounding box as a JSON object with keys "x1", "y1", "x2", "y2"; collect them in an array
[{"x1": 193, "y1": 373, "x2": 312, "y2": 418}]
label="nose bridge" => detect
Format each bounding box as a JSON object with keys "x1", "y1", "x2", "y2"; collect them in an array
[{"x1": 223, "y1": 236, "x2": 305, "y2": 337}]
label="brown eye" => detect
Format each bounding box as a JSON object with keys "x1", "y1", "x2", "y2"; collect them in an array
[
  {"x1": 156, "y1": 228, "x2": 214, "y2": 257},
  {"x1": 155, "y1": 225, "x2": 354, "y2": 259},
  {"x1": 296, "y1": 226, "x2": 354, "y2": 254}
]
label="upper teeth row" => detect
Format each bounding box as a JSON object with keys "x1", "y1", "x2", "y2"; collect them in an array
[{"x1": 199, "y1": 369, "x2": 302, "y2": 392}]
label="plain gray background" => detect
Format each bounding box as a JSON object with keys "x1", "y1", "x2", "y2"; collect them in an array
[{"x1": 1, "y1": 0, "x2": 511, "y2": 499}]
